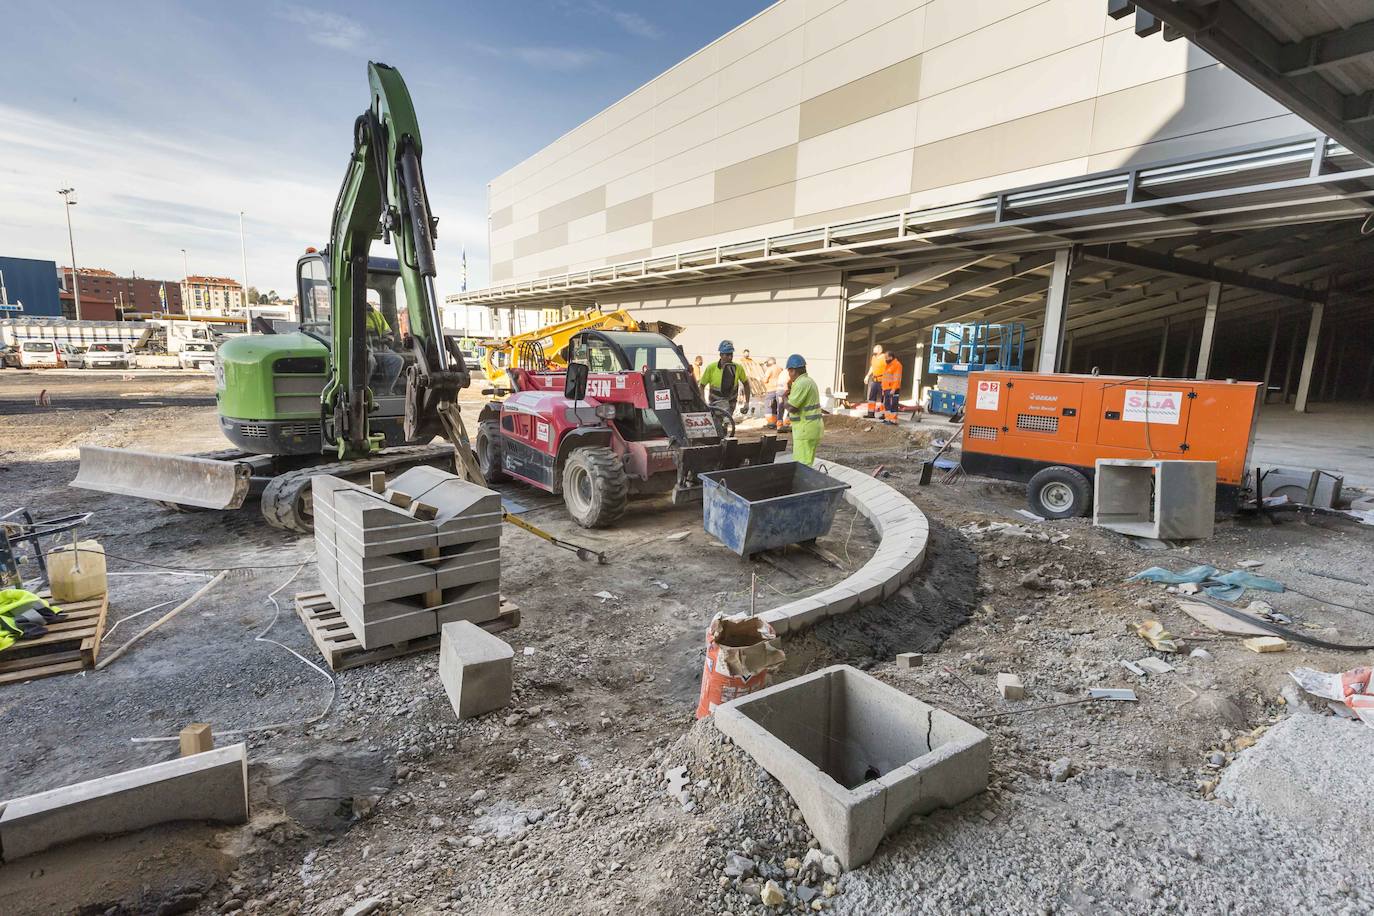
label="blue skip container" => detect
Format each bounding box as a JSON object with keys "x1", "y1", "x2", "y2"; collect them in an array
[{"x1": 699, "y1": 462, "x2": 851, "y2": 558}]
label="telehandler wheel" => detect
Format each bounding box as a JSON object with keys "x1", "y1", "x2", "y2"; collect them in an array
[
  {"x1": 476, "y1": 421, "x2": 506, "y2": 483},
  {"x1": 1027, "y1": 465, "x2": 1093, "y2": 519},
  {"x1": 562, "y1": 446, "x2": 628, "y2": 528}
]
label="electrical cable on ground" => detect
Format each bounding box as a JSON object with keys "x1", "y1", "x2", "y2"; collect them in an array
[{"x1": 66, "y1": 544, "x2": 315, "y2": 573}]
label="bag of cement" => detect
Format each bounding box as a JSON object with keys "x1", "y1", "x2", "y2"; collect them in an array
[
  {"x1": 1289, "y1": 666, "x2": 1374, "y2": 728},
  {"x1": 694, "y1": 613, "x2": 785, "y2": 719}
]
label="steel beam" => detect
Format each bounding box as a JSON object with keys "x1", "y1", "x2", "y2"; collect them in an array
[
  {"x1": 1037, "y1": 248, "x2": 1075, "y2": 373},
  {"x1": 1295, "y1": 301, "x2": 1325, "y2": 412},
  {"x1": 1195, "y1": 282, "x2": 1222, "y2": 380},
  {"x1": 845, "y1": 259, "x2": 984, "y2": 309},
  {"x1": 845, "y1": 253, "x2": 1055, "y2": 335},
  {"x1": 1081, "y1": 242, "x2": 1323, "y2": 301}
]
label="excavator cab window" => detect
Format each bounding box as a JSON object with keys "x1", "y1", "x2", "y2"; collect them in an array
[{"x1": 298, "y1": 256, "x2": 332, "y2": 330}]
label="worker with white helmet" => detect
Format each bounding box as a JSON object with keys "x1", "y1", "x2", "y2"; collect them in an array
[
  {"x1": 784, "y1": 354, "x2": 822, "y2": 465},
  {"x1": 699, "y1": 339, "x2": 751, "y2": 422}
]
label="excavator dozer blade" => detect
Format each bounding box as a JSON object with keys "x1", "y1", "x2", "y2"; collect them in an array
[{"x1": 72, "y1": 445, "x2": 253, "y2": 510}]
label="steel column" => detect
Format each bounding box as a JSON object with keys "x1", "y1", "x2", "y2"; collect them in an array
[
  {"x1": 1294, "y1": 302, "x2": 1324, "y2": 413},
  {"x1": 1260, "y1": 311, "x2": 1281, "y2": 403},
  {"x1": 1156, "y1": 317, "x2": 1170, "y2": 377},
  {"x1": 1036, "y1": 248, "x2": 1074, "y2": 373},
  {"x1": 1195, "y1": 282, "x2": 1221, "y2": 380}
]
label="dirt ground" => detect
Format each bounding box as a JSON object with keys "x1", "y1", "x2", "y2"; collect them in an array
[{"x1": 2, "y1": 369, "x2": 1373, "y2": 915}]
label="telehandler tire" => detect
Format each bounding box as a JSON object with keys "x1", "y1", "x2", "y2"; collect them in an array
[
  {"x1": 476, "y1": 421, "x2": 507, "y2": 483},
  {"x1": 562, "y1": 446, "x2": 628, "y2": 528}
]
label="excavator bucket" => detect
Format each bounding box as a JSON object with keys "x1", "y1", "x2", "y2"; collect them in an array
[{"x1": 72, "y1": 446, "x2": 253, "y2": 510}]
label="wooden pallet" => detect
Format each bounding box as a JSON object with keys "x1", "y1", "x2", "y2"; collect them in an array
[
  {"x1": 294, "y1": 591, "x2": 520, "y2": 672},
  {"x1": 0, "y1": 592, "x2": 109, "y2": 685}
]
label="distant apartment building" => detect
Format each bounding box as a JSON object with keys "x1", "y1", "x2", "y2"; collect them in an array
[
  {"x1": 181, "y1": 275, "x2": 245, "y2": 316},
  {"x1": 58, "y1": 267, "x2": 185, "y2": 317}
]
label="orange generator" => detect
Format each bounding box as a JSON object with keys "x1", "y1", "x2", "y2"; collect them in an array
[{"x1": 959, "y1": 371, "x2": 1263, "y2": 518}]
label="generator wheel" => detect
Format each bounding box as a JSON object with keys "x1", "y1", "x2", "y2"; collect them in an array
[
  {"x1": 1027, "y1": 466, "x2": 1092, "y2": 519},
  {"x1": 562, "y1": 446, "x2": 627, "y2": 528},
  {"x1": 476, "y1": 421, "x2": 506, "y2": 483}
]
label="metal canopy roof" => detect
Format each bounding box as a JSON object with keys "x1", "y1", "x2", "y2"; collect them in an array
[
  {"x1": 1127, "y1": 0, "x2": 1374, "y2": 164},
  {"x1": 452, "y1": 136, "x2": 1374, "y2": 311}
]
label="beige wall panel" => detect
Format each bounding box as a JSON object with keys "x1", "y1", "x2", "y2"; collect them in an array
[
  {"x1": 907, "y1": 157, "x2": 1092, "y2": 211},
  {"x1": 537, "y1": 186, "x2": 606, "y2": 232},
  {"x1": 604, "y1": 168, "x2": 657, "y2": 211},
  {"x1": 719, "y1": 27, "x2": 804, "y2": 100},
  {"x1": 915, "y1": 42, "x2": 1101, "y2": 145},
  {"x1": 491, "y1": 261, "x2": 513, "y2": 282},
  {"x1": 794, "y1": 194, "x2": 910, "y2": 229},
  {"x1": 595, "y1": 140, "x2": 656, "y2": 199},
  {"x1": 490, "y1": 204, "x2": 514, "y2": 232},
  {"x1": 1097, "y1": 25, "x2": 1214, "y2": 96},
  {"x1": 715, "y1": 184, "x2": 798, "y2": 234},
  {"x1": 716, "y1": 70, "x2": 803, "y2": 139},
  {"x1": 653, "y1": 108, "x2": 716, "y2": 165},
  {"x1": 910, "y1": 100, "x2": 1094, "y2": 192},
  {"x1": 800, "y1": 10, "x2": 925, "y2": 100},
  {"x1": 490, "y1": 240, "x2": 515, "y2": 264},
  {"x1": 601, "y1": 83, "x2": 656, "y2": 133},
  {"x1": 804, "y1": 0, "x2": 924, "y2": 60},
  {"x1": 715, "y1": 145, "x2": 798, "y2": 201},
  {"x1": 794, "y1": 149, "x2": 913, "y2": 216},
  {"x1": 502, "y1": 213, "x2": 539, "y2": 244},
  {"x1": 652, "y1": 203, "x2": 716, "y2": 248},
  {"x1": 709, "y1": 218, "x2": 798, "y2": 252},
  {"x1": 566, "y1": 211, "x2": 607, "y2": 244},
  {"x1": 605, "y1": 193, "x2": 654, "y2": 232},
  {"x1": 654, "y1": 173, "x2": 717, "y2": 218},
  {"x1": 1089, "y1": 64, "x2": 1292, "y2": 157},
  {"x1": 514, "y1": 223, "x2": 569, "y2": 259},
  {"x1": 657, "y1": 73, "x2": 720, "y2": 133},
  {"x1": 716, "y1": 0, "x2": 806, "y2": 69},
  {"x1": 800, "y1": 55, "x2": 922, "y2": 141},
  {"x1": 713, "y1": 106, "x2": 801, "y2": 170},
  {"x1": 920, "y1": 0, "x2": 1103, "y2": 99},
  {"x1": 1087, "y1": 113, "x2": 1310, "y2": 171},
  {"x1": 602, "y1": 222, "x2": 655, "y2": 258},
  {"x1": 653, "y1": 44, "x2": 720, "y2": 100},
  {"x1": 601, "y1": 106, "x2": 660, "y2": 159},
  {"x1": 796, "y1": 102, "x2": 918, "y2": 179},
  {"x1": 923, "y1": 0, "x2": 1046, "y2": 50},
  {"x1": 656, "y1": 143, "x2": 717, "y2": 191}
]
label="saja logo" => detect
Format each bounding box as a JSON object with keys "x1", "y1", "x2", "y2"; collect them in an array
[{"x1": 1122, "y1": 389, "x2": 1182, "y2": 424}]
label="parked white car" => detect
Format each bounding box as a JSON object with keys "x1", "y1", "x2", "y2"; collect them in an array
[
  {"x1": 16, "y1": 339, "x2": 63, "y2": 368},
  {"x1": 179, "y1": 342, "x2": 217, "y2": 370},
  {"x1": 82, "y1": 342, "x2": 134, "y2": 369}
]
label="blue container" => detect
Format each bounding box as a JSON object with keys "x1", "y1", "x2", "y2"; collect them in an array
[
  {"x1": 927, "y1": 389, "x2": 965, "y2": 416},
  {"x1": 699, "y1": 462, "x2": 851, "y2": 558}
]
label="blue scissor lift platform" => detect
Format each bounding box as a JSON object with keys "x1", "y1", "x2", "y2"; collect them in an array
[{"x1": 926, "y1": 322, "x2": 1025, "y2": 415}]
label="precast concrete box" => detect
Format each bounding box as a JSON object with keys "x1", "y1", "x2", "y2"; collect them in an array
[
  {"x1": 714, "y1": 665, "x2": 989, "y2": 869},
  {"x1": 1093, "y1": 459, "x2": 1216, "y2": 540}
]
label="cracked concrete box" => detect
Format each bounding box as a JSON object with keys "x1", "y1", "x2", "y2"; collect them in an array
[
  {"x1": 0, "y1": 744, "x2": 249, "y2": 861},
  {"x1": 714, "y1": 665, "x2": 989, "y2": 869},
  {"x1": 439, "y1": 620, "x2": 513, "y2": 719}
]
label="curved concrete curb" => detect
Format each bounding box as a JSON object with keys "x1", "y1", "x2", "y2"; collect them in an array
[{"x1": 757, "y1": 459, "x2": 929, "y2": 636}]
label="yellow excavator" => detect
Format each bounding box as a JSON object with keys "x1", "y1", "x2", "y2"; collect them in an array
[{"x1": 479, "y1": 309, "x2": 681, "y2": 394}]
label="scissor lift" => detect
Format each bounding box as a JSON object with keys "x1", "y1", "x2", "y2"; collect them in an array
[{"x1": 926, "y1": 322, "x2": 1025, "y2": 416}]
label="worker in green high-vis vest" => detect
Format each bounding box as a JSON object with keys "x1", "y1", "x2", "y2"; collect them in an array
[{"x1": 784, "y1": 354, "x2": 822, "y2": 466}]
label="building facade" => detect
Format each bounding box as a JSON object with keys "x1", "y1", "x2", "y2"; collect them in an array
[
  {"x1": 182, "y1": 275, "x2": 245, "y2": 316},
  {"x1": 0, "y1": 256, "x2": 62, "y2": 317},
  {"x1": 58, "y1": 267, "x2": 185, "y2": 317}
]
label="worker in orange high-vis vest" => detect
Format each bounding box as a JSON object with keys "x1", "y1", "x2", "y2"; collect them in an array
[
  {"x1": 862, "y1": 344, "x2": 885, "y2": 418},
  {"x1": 881, "y1": 349, "x2": 903, "y2": 424}
]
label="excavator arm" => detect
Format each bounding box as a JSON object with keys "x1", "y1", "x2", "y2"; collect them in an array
[{"x1": 324, "y1": 61, "x2": 477, "y2": 473}]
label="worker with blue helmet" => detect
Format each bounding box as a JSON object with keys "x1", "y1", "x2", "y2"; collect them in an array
[
  {"x1": 784, "y1": 354, "x2": 822, "y2": 465},
  {"x1": 699, "y1": 339, "x2": 751, "y2": 421}
]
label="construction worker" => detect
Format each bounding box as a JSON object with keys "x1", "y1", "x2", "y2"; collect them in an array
[
  {"x1": 881, "y1": 349, "x2": 903, "y2": 424},
  {"x1": 762, "y1": 357, "x2": 788, "y2": 429},
  {"x1": 783, "y1": 355, "x2": 822, "y2": 465},
  {"x1": 862, "y1": 343, "x2": 886, "y2": 417},
  {"x1": 366, "y1": 297, "x2": 404, "y2": 395},
  {"x1": 699, "y1": 340, "x2": 751, "y2": 419}
]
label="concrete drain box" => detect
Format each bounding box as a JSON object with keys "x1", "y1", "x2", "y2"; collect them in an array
[
  {"x1": 1093, "y1": 459, "x2": 1216, "y2": 540},
  {"x1": 714, "y1": 664, "x2": 989, "y2": 868}
]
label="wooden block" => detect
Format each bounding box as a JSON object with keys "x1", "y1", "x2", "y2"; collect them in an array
[
  {"x1": 423, "y1": 546, "x2": 442, "y2": 609},
  {"x1": 1243, "y1": 636, "x2": 1288, "y2": 653},
  {"x1": 369, "y1": 472, "x2": 386, "y2": 493},
  {"x1": 179, "y1": 723, "x2": 214, "y2": 757},
  {"x1": 411, "y1": 501, "x2": 439, "y2": 521},
  {"x1": 387, "y1": 490, "x2": 414, "y2": 509}
]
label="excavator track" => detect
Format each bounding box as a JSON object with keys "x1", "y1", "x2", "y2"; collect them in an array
[{"x1": 260, "y1": 444, "x2": 460, "y2": 534}]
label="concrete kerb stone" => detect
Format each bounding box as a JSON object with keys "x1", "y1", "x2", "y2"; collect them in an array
[
  {"x1": 756, "y1": 459, "x2": 928, "y2": 637},
  {"x1": 439, "y1": 620, "x2": 514, "y2": 719},
  {"x1": 713, "y1": 665, "x2": 988, "y2": 869},
  {"x1": 0, "y1": 744, "x2": 249, "y2": 861}
]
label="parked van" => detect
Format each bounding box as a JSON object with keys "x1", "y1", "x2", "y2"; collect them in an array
[{"x1": 17, "y1": 340, "x2": 63, "y2": 368}]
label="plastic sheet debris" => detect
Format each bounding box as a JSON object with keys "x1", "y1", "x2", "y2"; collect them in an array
[
  {"x1": 1289, "y1": 667, "x2": 1374, "y2": 727},
  {"x1": 1135, "y1": 657, "x2": 1175, "y2": 675},
  {"x1": 1128, "y1": 565, "x2": 1284, "y2": 602},
  {"x1": 1088, "y1": 688, "x2": 1137, "y2": 701}
]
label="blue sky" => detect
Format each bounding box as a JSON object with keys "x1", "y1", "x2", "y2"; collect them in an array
[{"x1": 0, "y1": 0, "x2": 771, "y2": 300}]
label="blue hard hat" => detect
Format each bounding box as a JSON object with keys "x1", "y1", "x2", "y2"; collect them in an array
[
  {"x1": 718, "y1": 340, "x2": 735, "y2": 354},
  {"x1": 785, "y1": 354, "x2": 806, "y2": 370}
]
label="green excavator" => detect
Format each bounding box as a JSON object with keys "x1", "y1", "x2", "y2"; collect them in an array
[{"x1": 74, "y1": 62, "x2": 485, "y2": 532}]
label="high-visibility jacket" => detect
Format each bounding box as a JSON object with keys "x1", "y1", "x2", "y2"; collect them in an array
[
  {"x1": 366, "y1": 308, "x2": 392, "y2": 337},
  {"x1": 881, "y1": 357, "x2": 903, "y2": 391},
  {"x1": 0, "y1": 588, "x2": 61, "y2": 651},
  {"x1": 867, "y1": 353, "x2": 887, "y2": 383},
  {"x1": 700, "y1": 359, "x2": 748, "y2": 400},
  {"x1": 787, "y1": 373, "x2": 823, "y2": 426}
]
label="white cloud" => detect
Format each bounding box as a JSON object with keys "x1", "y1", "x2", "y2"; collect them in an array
[
  {"x1": 0, "y1": 104, "x2": 488, "y2": 299},
  {"x1": 275, "y1": 4, "x2": 364, "y2": 51},
  {"x1": 473, "y1": 43, "x2": 604, "y2": 71},
  {"x1": 606, "y1": 8, "x2": 661, "y2": 40}
]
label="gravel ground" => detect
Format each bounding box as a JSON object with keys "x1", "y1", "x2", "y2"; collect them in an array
[{"x1": 2, "y1": 372, "x2": 1374, "y2": 915}]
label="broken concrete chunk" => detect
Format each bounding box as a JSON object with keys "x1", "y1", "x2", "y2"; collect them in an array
[
  {"x1": 896, "y1": 652, "x2": 923, "y2": 669},
  {"x1": 1047, "y1": 757, "x2": 1072, "y2": 782},
  {"x1": 996, "y1": 672, "x2": 1025, "y2": 700},
  {"x1": 723, "y1": 853, "x2": 756, "y2": 878},
  {"x1": 1135, "y1": 657, "x2": 1175, "y2": 675},
  {"x1": 760, "y1": 880, "x2": 786, "y2": 907},
  {"x1": 1243, "y1": 636, "x2": 1288, "y2": 653}
]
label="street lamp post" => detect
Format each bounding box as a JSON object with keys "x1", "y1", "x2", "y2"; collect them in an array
[
  {"x1": 238, "y1": 210, "x2": 249, "y2": 308},
  {"x1": 58, "y1": 188, "x2": 81, "y2": 321},
  {"x1": 181, "y1": 248, "x2": 190, "y2": 314}
]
